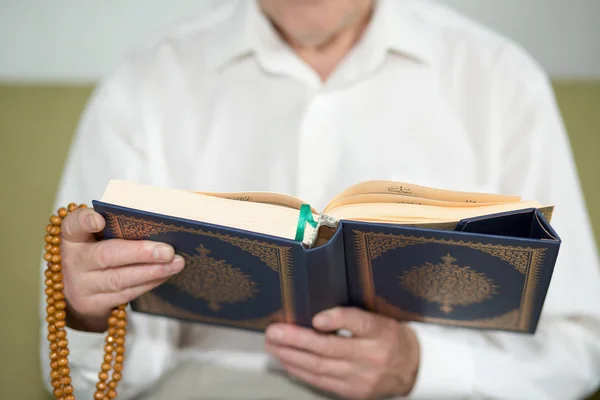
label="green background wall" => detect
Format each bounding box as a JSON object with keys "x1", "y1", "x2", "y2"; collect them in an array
[{"x1": 1, "y1": 82, "x2": 598, "y2": 399}]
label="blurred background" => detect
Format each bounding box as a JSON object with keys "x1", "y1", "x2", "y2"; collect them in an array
[{"x1": 0, "y1": 0, "x2": 598, "y2": 398}]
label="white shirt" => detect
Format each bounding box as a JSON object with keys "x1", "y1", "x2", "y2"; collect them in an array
[{"x1": 42, "y1": 0, "x2": 600, "y2": 399}]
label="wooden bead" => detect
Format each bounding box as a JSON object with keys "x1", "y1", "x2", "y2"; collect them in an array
[
  {"x1": 53, "y1": 388, "x2": 63, "y2": 397},
  {"x1": 116, "y1": 320, "x2": 127, "y2": 329},
  {"x1": 115, "y1": 355, "x2": 124, "y2": 363},
  {"x1": 46, "y1": 315, "x2": 55, "y2": 324},
  {"x1": 61, "y1": 376, "x2": 71, "y2": 385},
  {"x1": 108, "y1": 327, "x2": 117, "y2": 336},
  {"x1": 47, "y1": 306, "x2": 56, "y2": 314},
  {"x1": 51, "y1": 245, "x2": 61, "y2": 254},
  {"x1": 104, "y1": 344, "x2": 113, "y2": 353},
  {"x1": 68, "y1": 203, "x2": 78, "y2": 211},
  {"x1": 50, "y1": 263, "x2": 62, "y2": 273},
  {"x1": 59, "y1": 348, "x2": 69, "y2": 357},
  {"x1": 45, "y1": 243, "x2": 53, "y2": 251},
  {"x1": 64, "y1": 395, "x2": 75, "y2": 400},
  {"x1": 58, "y1": 207, "x2": 68, "y2": 217},
  {"x1": 115, "y1": 346, "x2": 125, "y2": 355},
  {"x1": 108, "y1": 389, "x2": 117, "y2": 398},
  {"x1": 114, "y1": 363, "x2": 123, "y2": 372},
  {"x1": 116, "y1": 310, "x2": 126, "y2": 319},
  {"x1": 50, "y1": 351, "x2": 59, "y2": 360},
  {"x1": 50, "y1": 342, "x2": 59, "y2": 351},
  {"x1": 56, "y1": 330, "x2": 66, "y2": 339},
  {"x1": 57, "y1": 339, "x2": 68, "y2": 348},
  {"x1": 96, "y1": 381, "x2": 107, "y2": 391},
  {"x1": 63, "y1": 384, "x2": 73, "y2": 394},
  {"x1": 51, "y1": 215, "x2": 62, "y2": 226},
  {"x1": 112, "y1": 372, "x2": 122, "y2": 381},
  {"x1": 45, "y1": 234, "x2": 53, "y2": 243},
  {"x1": 53, "y1": 282, "x2": 64, "y2": 291},
  {"x1": 45, "y1": 278, "x2": 54, "y2": 287},
  {"x1": 57, "y1": 357, "x2": 69, "y2": 367},
  {"x1": 51, "y1": 370, "x2": 60, "y2": 379},
  {"x1": 52, "y1": 272, "x2": 64, "y2": 282},
  {"x1": 118, "y1": 304, "x2": 127, "y2": 310},
  {"x1": 55, "y1": 300, "x2": 66, "y2": 310},
  {"x1": 107, "y1": 316, "x2": 118, "y2": 326},
  {"x1": 47, "y1": 297, "x2": 55, "y2": 305},
  {"x1": 52, "y1": 254, "x2": 62, "y2": 263},
  {"x1": 104, "y1": 354, "x2": 113, "y2": 363},
  {"x1": 50, "y1": 361, "x2": 58, "y2": 369},
  {"x1": 45, "y1": 270, "x2": 54, "y2": 279},
  {"x1": 46, "y1": 224, "x2": 53, "y2": 233},
  {"x1": 50, "y1": 226, "x2": 61, "y2": 236},
  {"x1": 101, "y1": 363, "x2": 111, "y2": 371},
  {"x1": 51, "y1": 378, "x2": 61, "y2": 388},
  {"x1": 45, "y1": 288, "x2": 54, "y2": 296},
  {"x1": 55, "y1": 310, "x2": 66, "y2": 320},
  {"x1": 115, "y1": 337, "x2": 125, "y2": 346},
  {"x1": 44, "y1": 252, "x2": 53, "y2": 262},
  {"x1": 48, "y1": 324, "x2": 57, "y2": 333},
  {"x1": 53, "y1": 292, "x2": 65, "y2": 301},
  {"x1": 95, "y1": 391, "x2": 106, "y2": 400},
  {"x1": 107, "y1": 380, "x2": 117, "y2": 389},
  {"x1": 116, "y1": 328, "x2": 126, "y2": 337},
  {"x1": 51, "y1": 236, "x2": 61, "y2": 245},
  {"x1": 60, "y1": 367, "x2": 70, "y2": 376},
  {"x1": 47, "y1": 333, "x2": 57, "y2": 342},
  {"x1": 55, "y1": 320, "x2": 66, "y2": 328},
  {"x1": 99, "y1": 372, "x2": 109, "y2": 382}
]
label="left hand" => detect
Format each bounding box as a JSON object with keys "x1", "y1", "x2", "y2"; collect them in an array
[{"x1": 265, "y1": 307, "x2": 420, "y2": 400}]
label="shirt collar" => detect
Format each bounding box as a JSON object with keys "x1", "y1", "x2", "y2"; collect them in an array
[{"x1": 207, "y1": 0, "x2": 434, "y2": 73}]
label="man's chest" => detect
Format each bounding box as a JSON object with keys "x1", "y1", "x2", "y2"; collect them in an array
[{"x1": 149, "y1": 72, "x2": 495, "y2": 210}]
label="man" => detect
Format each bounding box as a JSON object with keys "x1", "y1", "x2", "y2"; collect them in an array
[{"x1": 41, "y1": 0, "x2": 600, "y2": 399}]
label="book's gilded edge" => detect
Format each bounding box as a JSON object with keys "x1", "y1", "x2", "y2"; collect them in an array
[
  {"x1": 351, "y1": 230, "x2": 546, "y2": 331},
  {"x1": 105, "y1": 212, "x2": 296, "y2": 328}
]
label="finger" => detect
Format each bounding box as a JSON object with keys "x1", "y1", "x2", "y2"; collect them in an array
[
  {"x1": 61, "y1": 208, "x2": 105, "y2": 242},
  {"x1": 92, "y1": 276, "x2": 173, "y2": 307},
  {"x1": 86, "y1": 239, "x2": 176, "y2": 271},
  {"x1": 281, "y1": 364, "x2": 356, "y2": 400},
  {"x1": 313, "y1": 307, "x2": 387, "y2": 338},
  {"x1": 265, "y1": 341, "x2": 352, "y2": 379},
  {"x1": 265, "y1": 323, "x2": 356, "y2": 360},
  {"x1": 89, "y1": 255, "x2": 185, "y2": 294}
]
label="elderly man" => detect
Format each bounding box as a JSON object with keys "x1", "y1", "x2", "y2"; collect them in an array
[{"x1": 41, "y1": 0, "x2": 600, "y2": 399}]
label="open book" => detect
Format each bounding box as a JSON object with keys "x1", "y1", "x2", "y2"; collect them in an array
[
  {"x1": 100, "y1": 179, "x2": 553, "y2": 246},
  {"x1": 94, "y1": 179, "x2": 560, "y2": 333}
]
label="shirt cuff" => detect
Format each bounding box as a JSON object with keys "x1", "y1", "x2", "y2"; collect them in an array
[{"x1": 406, "y1": 324, "x2": 475, "y2": 399}]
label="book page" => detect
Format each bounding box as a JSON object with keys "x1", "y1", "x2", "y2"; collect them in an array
[
  {"x1": 326, "y1": 180, "x2": 521, "y2": 210},
  {"x1": 192, "y1": 191, "x2": 317, "y2": 213},
  {"x1": 324, "y1": 193, "x2": 516, "y2": 213}
]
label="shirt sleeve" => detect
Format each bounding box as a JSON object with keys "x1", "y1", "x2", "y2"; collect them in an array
[
  {"x1": 407, "y1": 52, "x2": 600, "y2": 399},
  {"x1": 39, "y1": 70, "x2": 183, "y2": 400}
]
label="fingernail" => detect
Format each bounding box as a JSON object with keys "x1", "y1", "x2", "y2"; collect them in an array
[
  {"x1": 153, "y1": 244, "x2": 173, "y2": 262},
  {"x1": 86, "y1": 214, "x2": 98, "y2": 231},
  {"x1": 171, "y1": 255, "x2": 185, "y2": 273},
  {"x1": 267, "y1": 326, "x2": 283, "y2": 341},
  {"x1": 313, "y1": 313, "x2": 330, "y2": 328}
]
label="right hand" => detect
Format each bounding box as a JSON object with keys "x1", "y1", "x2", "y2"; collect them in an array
[{"x1": 60, "y1": 207, "x2": 185, "y2": 332}]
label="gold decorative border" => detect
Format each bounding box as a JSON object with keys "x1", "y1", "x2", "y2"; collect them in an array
[
  {"x1": 134, "y1": 291, "x2": 284, "y2": 330},
  {"x1": 352, "y1": 230, "x2": 546, "y2": 331},
  {"x1": 106, "y1": 213, "x2": 296, "y2": 324}
]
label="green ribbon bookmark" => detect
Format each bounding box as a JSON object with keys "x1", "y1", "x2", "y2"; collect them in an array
[{"x1": 295, "y1": 204, "x2": 318, "y2": 241}]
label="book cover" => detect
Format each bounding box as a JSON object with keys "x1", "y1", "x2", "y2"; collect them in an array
[{"x1": 93, "y1": 200, "x2": 560, "y2": 334}]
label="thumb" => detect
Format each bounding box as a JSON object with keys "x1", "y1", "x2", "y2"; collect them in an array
[
  {"x1": 312, "y1": 306, "x2": 385, "y2": 338},
  {"x1": 61, "y1": 208, "x2": 105, "y2": 243}
]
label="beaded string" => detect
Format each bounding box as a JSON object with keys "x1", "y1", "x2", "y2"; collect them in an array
[{"x1": 44, "y1": 203, "x2": 127, "y2": 400}]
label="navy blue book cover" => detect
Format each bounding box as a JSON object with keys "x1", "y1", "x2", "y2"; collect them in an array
[
  {"x1": 92, "y1": 201, "x2": 344, "y2": 331},
  {"x1": 342, "y1": 209, "x2": 560, "y2": 333},
  {"x1": 93, "y1": 200, "x2": 560, "y2": 334}
]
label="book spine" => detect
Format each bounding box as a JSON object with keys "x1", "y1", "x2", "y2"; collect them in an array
[{"x1": 303, "y1": 227, "x2": 349, "y2": 324}]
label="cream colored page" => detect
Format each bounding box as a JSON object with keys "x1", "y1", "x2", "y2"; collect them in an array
[
  {"x1": 326, "y1": 180, "x2": 521, "y2": 209},
  {"x1": 192, "y1": 191, "x2": 318, "y2": 213},
  {"x1": 101, "y1": 180, "x2": 318, "y2": 241},
  {"x1": 324, "y1": 193, "x2": 517, "y2": 212},
  {"x1": 326, "y1": 200, "x2": 550, "y2": 223}
]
